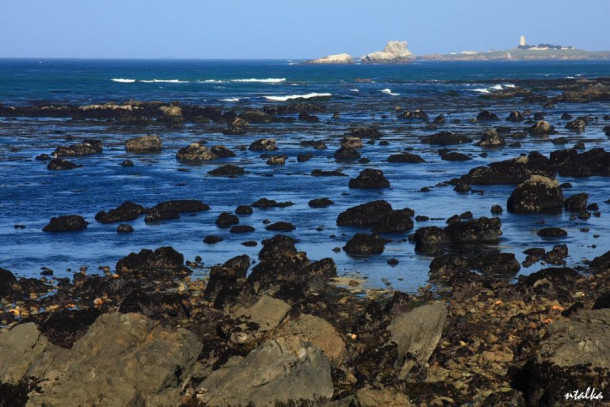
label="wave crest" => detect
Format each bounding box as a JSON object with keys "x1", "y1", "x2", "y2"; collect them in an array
[
  {"x1": 111, "y1": 78, "x2": 136, "y2": 83},
  {"x1": 264, "y1": 92, "x2": 331, "y2": 102}
]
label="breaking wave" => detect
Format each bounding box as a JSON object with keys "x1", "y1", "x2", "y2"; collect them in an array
[
  {"x1": 111, "y1": 78, "x2": 136, "y2": 83},
  {"x1": 264, "y1": 92, "x2": 331, "y2": 102}
]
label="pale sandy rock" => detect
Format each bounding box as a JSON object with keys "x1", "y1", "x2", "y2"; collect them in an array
[
  {"x1": 307, "y1": 53, "x2": 353, "y2": 64},
  {"x1": 362, "y1": 41, "x2": 414, "y2": 63},
  {"x1": 233, "y1": 294, "x2": 291, "y2": 331}
]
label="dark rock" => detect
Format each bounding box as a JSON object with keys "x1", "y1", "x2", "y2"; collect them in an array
[
  {"x1": 36, "y1": 153, "x2": 51, "y2": 160},
  {"x1": 401, "y1": 109, "x2": 428, "y2": 120},
  {"x1": 239, "y1": 109, "x2": 273, "y2": 123},
  {"x1": 309, "y1": 198, "x2": 334, "y2": 207},
  {"x1": 215, "y1": 212, "x2": 239, "y2": 228},
  {"x1": 95, "y1": 201, "x2": 146, "y2": 223},
  {"x1": 115, "y1": 246, "x2": 186, "y2": 278},
  {"x1": 150, "y1": 199, "x2": 210, "y2": 213},
  {"x1": 476, "y1": 110, "x2": 499, "y2": 121},
  {"x1": 266, "y1": 155, "x2": 286, "y2": 165},
  {"x1": 297, "y1": 153, "x2": 313, "y2": 162},
  {"x1": 39, "y1": 308, "x2": 101, "y2": 349},
  {"x1": 566, "y1": 118, "x2": 586, "y2": 133},
  {"x1": 348, "y1": 168, "x2": 390, "y2": 189},
  {"x1": 605, "y1": 126, "x2": 610, "y2": 137},
  {"x1": 461, "y1": 151, "x2": 554, "y2": 185},
  {"x1": 348, "y1": 127, "x2": 382, "y2": 139},
  {"x1": 340, "y1": 136, "x2": 363, "y2": 149},
  {"x1": 592, "y1": 292, "x2": 610, "y2": 310},
  {"x1": 125, "y1": 134, "x2": 162, "y2": 153},
  {"x1": 537, "y1": 227, "x2": 567, "y2": 237},
  {"x1": 439, "y1": 150, "x2": 472, "y2": 161},
  {"x1": 533, "y1": 112, "x2": 545, "y2": 121},
  {"x1": 230, "y1": 225, "x2": 255, "y2": 233},
  {"x1": 334, "y1": 147, "x2": 361, "y2": 160},
  {"x1": 507, "y1": 176, "x2": 564, "y2": 214},
  {"x1": 298, "y1": 111, "x2": 320, "y2": 122},
  {"x1": 551, "y1": 148, "x2": 610, "y2": 177},
  {"x1": 47, "y1": 158, "x2": 79, "y2": 170},
  {"x1": 529, "y1": 120, "x2": 555, "y2": 135},
  {"x1": 235, "y1": 205, "x2": 253, "y2": 215},
  {"x1": 507, "y1": 111, "x2": 524, "y2": 122},
  {"x1": 421, "y1": 131, "x2": 472, "y2": 145},
  {"x1": 475, "y1": 129, "x2": 505, "y2": 147},
  {"x1": 561, "y1": 112, "x2": 573, "y2": 120},
  {"x1": 544, "y1": 244, "x2": 569, "y2": 265},
  {"x1": 337, "y1": 200, "x2": 393, "y2": 226},
  {"x1": 203, "y1": 235, "x2": 223, "y2": 244},
  {"x1": 204, "y1": 255, "x2": 250, "y2": 305},
  {"x1": 430, "y1": 252, "x2": 520, "y2": 282},
  {"x1": 444, "y1": 217, "x2": 503, "y2": 244},
  {"x1": 0, "y1": 267, "x2": 16, "y2": 298},
  {"x1": 207, "y1": 164, "x2": 244, "y2": 176},
  {"x1": 42, "y1": 215, "x2": 88, "y2": 232},
  {"x1": 241, "y1": 240, "x2": 257, "y2": 247},
  {"x1": 120, "y1": 159, "x2": 134, "y2": 167},
  {"x1": 344, "y1": 233, "x2": 389, "y2": 256},
  {"x1": 454, "y1": 181, "x2": 471, "y2": 193},
  {"x1": 117, "y1": 224, "x2": 134, "y2": 233},
  {"x1": 491, "y1": 204, "x2": 503, "y2": 214},
  {"x1": 53, "y1": 138, "x2": 102, "y2": 157},
  {"x1": 265, "y1": 222, "x2": 296, "y2": 231},
  {"x1": 249, "y1": 138, "x2": 278, "y2": 151},
  {"x1": 564, "y1": 193, "x2": 589, "y2": 212},
  {"x1": 224, "y1": 116, "x2": 249, "y2": 134},
  {"x1": 252, "y1": 198, "x2": 293, "y2": 208},
  {"x1": 176, "y1": 143, "x2": 232, "y2": 162},
  {"x1": 144, "y1": 209, "x2": 180, "y2": 223},
  {"x1": 414, "y1": 227, "x2": 450, "y2": 252},
  {"x1": 433, "y1": 114, "x2": 445, "y2": 124},
  {"x1": 387, "y1": 258, "x2": 399, "y2": 266},
  {"x1": 387, "y1": 152, "x2": 425, "y2": 163},
  {"x1": 590, "y1": 251, "x2": 610, "y2": 274},
  {"x1": 372, "y1": 209, "x2": 414, "y2": 233},
  {"x1": 311, "y1": 169, "x2": 346, "y2": 177}
]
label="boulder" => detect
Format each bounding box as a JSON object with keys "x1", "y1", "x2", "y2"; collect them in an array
[
  {"x1": 476, "y1": 110, "x2": 499, "y2": 121},
  {"x1": 46, "y1": 158, "x2": 79, "y2": 170},
  {"x1": 224, "y1": 116, "x2": 249, "y2": 135},
  {"x1": 401, "y1": 109, "x2": 428, "y2": 120},
  {"x1": 95, "y1": 201, "x2": 146, "y2": 223},
  {"x1": 265, "y1": 221, "x2": 296, "y2": 231},
  {"x1": 215, "y1": 212, "x2": 239, "y2": 228},
  {"x1": 115, "y1": 246, "x2": 186, "y2": 279},
  {"x1": 309, "y1": 198, "x2": 335, "y2": 207},
  {"x1": 53, "y1": 139, "x2": 102, "y2": 157},
  {"x1": 27, "y1": 312, "x2": 202, "y2": 407},
  {"x1": 421, "y1": 131, "x2": 472, "y2": 145},
  {"x1": 444, "y1": 216, "x2": 503, "y2": 244},
  {"x1": 348, "y1": 169, "x2": 390, "y2": 189},
  {"x1": 235, "y1": 205, "x2": 253, "y2": 215},
  {"x1": 343, "y1": 233, "x2": 389, "y2": 255},
  {"x1": 0, "y1": 267, "x2": 17, "y2": 298},
  {"x1": 116, "y1": 224, "x2": 134, "y2": 233},
  {"x1": 150, "y1": 199, "x2": 210, "y2": 214},
  {"x1": 475, "y1": 129, "x2": 505, "y2": 147},
  {"x1": 537, "y1": 227, "x2": 567, "y2": 237},
  {"x1": 198, "y1": 336, "x2": 333, "y2": 406},
  {"x1": 460, "y1": 151, "x2": 554, "y2": 185},
  {"x1": 507, "y1": 111, "x2": 524, "y2": 122},
  {"x1": 340, "y1": 136, "x2": 363, "y2": 149},
  {"x1": 564, "y1": 193, "x2": 589, "y2": 212},
  {"x1": 430, "y1": 252, "x2": 520, "y2": 283},
  {"x1": 229, "y1": 225, "x2": 255, "y2": 233},
  {"x1": 590, "y1": 251, "x2": 610, "y2": 274},
  {"x1": 334, "y1": 147, "x2": 361, "y2": 160},
  {"x1": 233, "y1": 295, "x2": 291, "y2": 331},
  {"x1": 207, "y1": 164, "x2": 244, "y2": 176},
  {"x1": 311, "y1": 169, "x2": 346, "y2": 177},
  {"x1": 550, "y1": 148, "x2": 610, "y2": 177},
  {"x1": 388, "y1": 303, "x2": 447, "y2": 378},
  {"x1": 348, "y1": 127, "x2": 382, "y2": 139},
  {"x1": 529, "y1": 120, "x2": 555, "y2": 135},
  {"x1": 204, "y1": 255, "x2": 250, "y2": 306},
  {"x1": 125, "y1": 134, "x2": 162, "y2": 153},
  {"x1": 336, "y1": 200, "x2": 394, "y2": 227},
  {"x1": 361, "y1": 41, "x2": 414, "y2": 63},
  {"x1": 387, "y1": 152, "x2": 425, "y2": 163},
  {"x1": 249, "y1": 138, "x2": 278, "y2": 151},
  {"x1": 520, "y1": 309, "x2": 610, "y2": 406},
  {"x1": 266, "y1": 155, "x2": 286, "y2": 165},
  {"x1": 42, "y1": 215, "x2": 88, "y2": 232},
  {"x1": 0, "y1": 323, "x2": 49, "y2": 384},
  {"x1": 238, "y1": 109, "x2": 273, "y2": 124},
  {"x1": 298, "y1": 112, "x2": 320, "y2": 123},
  {"x1": 372, "y1": 209, "x2": 414, "y2": 233},
  {"x1": 566, "y1": 118, "x2": 586, "y2": 133},
  {"x1": 252, "y1": 198, "x2": 293, "y2": 208},
  {"x1": 439, "y1": 150, "x2": 472, "y2": 161},
  {"x1": 176, "y1": 143, "x2": 221, "y2": 162},
  {"x1": 507, "y1": 175, "x2": 564, "y2": 214}
]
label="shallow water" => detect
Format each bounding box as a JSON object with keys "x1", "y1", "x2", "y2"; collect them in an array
[{"x1": 1, "y1": 59, "x2": 609, "y2": 292}]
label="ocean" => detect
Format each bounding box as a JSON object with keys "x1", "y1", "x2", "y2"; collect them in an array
[{"x1": 1, "y1": 59, "x2": 609, "y2": 292}]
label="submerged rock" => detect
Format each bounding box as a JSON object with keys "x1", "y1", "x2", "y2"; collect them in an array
[
  {"x1": 95, "y1": 201, "x2": 146, "y2": 224},
  {"x1": 421, "y1": 131, "x2": 472, "y2": 145},
  {"x1": 207, "y1": 164, "x2": 244, "y2": 176},
  {"x1": 42, "y1": 215, "x2": 88, "y2": 232},
  {"x1": 387, "y1": 152, "x2": 425, "y2": 163},
  {"x1": 348, "y1": 169, "x2": 390, "y2": 189},
  {"x1": 125, "y1": 134, "x2": 162, "y2": 153},
  {"x1": 176, "y1": 143, "x2": 234, "y2": 162},
  {"x1": 344, "y1": 233, "x2": 389, "y2": 255},
  {"x1": 47, "y1": 158, "x2": 79, "y2": 170},
  {"x1": 334, "y1": 146, "x2": 361, "y2": 160},
  {"x1": 53, "y1": 138, "x2": 102, "y2": 157},
  {"x1": 249, "y1": 138, "x2": 277, "y2": 151}
]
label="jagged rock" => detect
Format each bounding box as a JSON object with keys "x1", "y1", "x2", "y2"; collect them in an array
[
  {"x1": 344, "y1": 233, "x2": 389, "y2": 255},
  {"x1": 249, "y1": 138, "x2": 278, "y2": 151},
  {"x1": 309, "y1": 198, "x2": 335, "y2": 207},
  {"x1": 233, "y1": 295, "x2": 291, "y2": 331},
  {"x1": 421, "y1": 131, "x2": 472, "y2": 145},
  {"x1": 348, "y1": 169, "x2": 390, "y2": 189},
  {"x1": 550, "y1": 148, "x2": 610, "y2": 177},
  {"x1": 46, "y1": 158, "x2": 79, "y2": 170},
  {"x1": 362, "y1": 41, "x2": 414, "y2": 63},
  {"x1": 334, "y1": 147, "x2": 361, "y2": 160},
  {"x1": 460, "y1": 151, "x2": 554, "y2": 185},
  {"x1": 208, "y1": 164, "x2": 244, "y2": 176},
  {"x1": 53, "y1": 139, "x2": 102, "y2": 157},
  {"x1": 340, "y1": 136, "x2": 363, "y2": 149},
  {"x1": 476, "y1": 110, "x2": 499, "y2": 121},
  {"x1": 387, "y1": 152, "x2": 425, "y2": 163},
  {"x1": 590, "y1": 251, "x2": 610, "y2": 274},
  {"x1": 27, "y1": 312, "x2": 202, "y2": 407},
  {"x1": 95, "y1": 201, "x2": 146, "y2": 223},
  {"x1": 42, "y1": 215, "x2": 88, "y2": 232},
  {"x1": 520, "y1": 309, "x2": 610, "y2": 406},
  {"x1": 507, "y1": 111, "x2": 524, "y2": 122},
  {"x1": 204, "y1": 255, "x2": 250, "y2": 306},
  {"x1": 336, "y1": 200, "x2": 394, "y2": 227},
  {"x1": 115, "y1": 246, "x2": 186, "y2": 279},
  {"x1": 125, "y1": 134, "x2": 162, "y2": 153},
  {"x1": 388, "y1": 303, "x2": 447, "y2": 378},
  {"x1": 529, "y1": 120, "x2": 555, "y2": 135},
  {"x1": 444, "y1": 216, "x2": 503, "y2": 243},
  {"x1": 198, "y1": 336, "x2": 333, "y2": 406},
  {"x1": 507, "y1": 175, "x2": 564, "y2": 214},
  {"x1": 475, "y1": 129, "x2": 505, "y2": 146},
  {"x1": 306, "y1": 53, "x2": 353, "y2": 64}
]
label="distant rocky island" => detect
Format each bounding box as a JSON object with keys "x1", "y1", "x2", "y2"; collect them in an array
[
  {"x1": 305, "y1": 41, "x2": 415, "y2": 64},
  {"x1": 306, "y1": 37, "x2": 610, "y2": 64}
]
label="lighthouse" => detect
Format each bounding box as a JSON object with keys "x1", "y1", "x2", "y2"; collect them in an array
[{"x1": 520, "y1": 35, "x2": 526, "y2": 47}]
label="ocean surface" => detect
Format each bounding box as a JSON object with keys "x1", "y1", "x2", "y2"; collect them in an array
[{"x1": 1, "y1": 59, "x2": 609, "y2": 292}]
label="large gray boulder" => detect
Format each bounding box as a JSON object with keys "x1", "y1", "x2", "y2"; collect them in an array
[
  {"x1": 522, "y1": 309, "x2": 610, "y2": 406},
  {"x1": 198, "y1": 336, "x2": 334, "y2": 406},
  {"x1": 0, "y1": 323, "x2": 49, "y2": 384},
  {"x1": 27, "y1": 312, "x2": 202, "y2": 407},
  {"x1": 507, "y1": 175, "x2": 564, "y2": 214},
  {"x1": 362, "y1": 41, "x2": 414, "y2": 63},
  {"x1": 388, "y1": 302, "x2": 447, "y2": 378},
  {"x1": 232, "y1": 294, "x2": 291, "y2": 331}
]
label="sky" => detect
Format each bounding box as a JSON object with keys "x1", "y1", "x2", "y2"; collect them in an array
[{"x1": 1, "y1": 0, "x2": 609, "y2": 59}]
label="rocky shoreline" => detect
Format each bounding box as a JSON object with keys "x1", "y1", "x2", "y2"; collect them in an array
[{"x1": 1, "y1": 77, "x2": 610, "y2": 406}]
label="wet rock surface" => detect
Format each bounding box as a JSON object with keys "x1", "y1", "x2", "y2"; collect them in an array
[
  {"x1": 42, "y1": 215, "x2": 88, "y2": 232},
  {"x1": 125, "y1": 134, "x2": 162, "y2": 153},
  {"x1": 348, "y1": 169, "x2": 390, "y2": 189},
  {"x1": 507, "y1": 175, "x2": 564, "y2": 214}
]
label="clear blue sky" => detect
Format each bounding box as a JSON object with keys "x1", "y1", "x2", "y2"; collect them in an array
[{"x1": 2, "y1": 0, "x2": 609, "y2": 59}]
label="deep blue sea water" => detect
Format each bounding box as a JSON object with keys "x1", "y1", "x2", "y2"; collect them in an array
[{"x1": 1, "y1": 59, "x2": 609, "y2": 293}]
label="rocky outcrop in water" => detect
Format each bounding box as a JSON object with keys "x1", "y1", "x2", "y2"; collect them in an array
[
  {"x1": 125, "y1": 134, "x2": 162, "y2": 153},
  {"x1": 306, "y1": 53, "x2": 353, "y2": 64},
  {"x1": 362, "y1": 41, "x2": 414, "y2": 63},
  {"x1": 507, "y1": 175, "x2": 564, "y2": 214},
  {"x1": 42, "y1": 215, "x2": 88, "y2": 232}
]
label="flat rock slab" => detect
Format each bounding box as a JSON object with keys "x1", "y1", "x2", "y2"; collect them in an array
[
  {"x1": 233, "y1": 295, "x2": 291, "y2": 331},
  {"x1": 0, "y1": 323, "x2": 49, "y2": 384}
]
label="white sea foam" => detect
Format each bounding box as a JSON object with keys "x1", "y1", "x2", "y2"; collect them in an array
[
  {"x1": 490, "y1": 84, "x2": 504, "y2": 91},
  {"x1": 111, "y1": 78, "x2": 136, "y2": 83},
  {"x1": 381, "y1": 88, "x2": 399, "y2": 96},
  {"x1": 350, "y1": 89, "x2": 359, "y2": 92},
  {"x1": 220, "y1": 98, "x2": 240, "y2": 102},
  {"x1": 264, "y1": 92, "x2": 331, "y2": 102},
  {"x1": 504, "y1": 83, "x2": 515, "y2": 88},
  {"x1": 199, "y1": 79, "x2": 226, "y2": 84},
  {"x1": 473, "y1": 88, "x2": 491, "y2": 93},
  {"x1": 140, "y1": 79, "x2": 189, "y2": 84},
  {"x1": 230, "y1": 78, "x2": 286, "y2": 83}
]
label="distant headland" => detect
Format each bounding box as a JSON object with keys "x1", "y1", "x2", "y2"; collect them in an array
[{"x1": 306, "y1": 36, "x2": 610, "y2": 64}]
